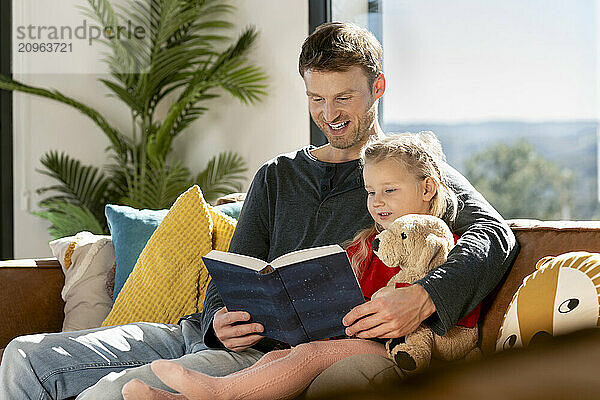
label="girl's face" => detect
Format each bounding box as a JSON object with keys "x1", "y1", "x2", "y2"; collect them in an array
[{"x1": 363, "y1": 159, "x2": 435, "y2": 230}]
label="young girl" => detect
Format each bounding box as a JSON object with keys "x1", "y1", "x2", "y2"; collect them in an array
[{"x1": 122, "y1": 131, "x2": 475, "y2": 400}]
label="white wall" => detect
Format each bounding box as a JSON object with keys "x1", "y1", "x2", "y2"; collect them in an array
[{"x1": 12, "y1": 0, "x2": 309, "y2": 258}]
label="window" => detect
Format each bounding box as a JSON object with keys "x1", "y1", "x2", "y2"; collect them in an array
[{"x1": 330, "y1": 0, "x2": 600, "y2": 220}]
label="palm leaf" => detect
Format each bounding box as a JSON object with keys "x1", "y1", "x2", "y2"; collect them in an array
[
  {"x1": 129, "y1": 0, "x2": 200, "y2": 116},
  {"x1": 100, "y1": 79, "x2": 145, "y2": 114},
  {"x1": 216, "y1": 63, "x2": 268, "y2": 104},
  {"x1": 120, "y1": 159, "x2": 192, "y2": 209},
  {"x1": 195, "y1": 151, "x2": 247, "y2": 203},
  {"x1": 81, "y1": 0, "x2": 147, "y2": 73},
  {"x1": 151, "y1": 26, "x2": 265, "y2": 157},
  {"x1": 205, "y1": 26, "x2": 259, "y2": 76},
  {"x1": 36, "y1": 151, "x2": 112, "y2": 222},
  {"x1": 0, "y1": 76, "x2": 128, "y2": 156},
  {"x1": 33, "y1": 201, "x2": 106, "y2": 239},
  {"x1": 170, "y1": 105, "x2": 210, "y2": 136}
]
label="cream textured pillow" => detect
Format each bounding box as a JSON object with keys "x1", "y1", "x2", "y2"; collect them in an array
[
  {"x1": 102, "y1": 185, "x2": 236, "y2": 326},
  {"x1": 49, "y1": 231, "x2": 115, "y2": 331}
]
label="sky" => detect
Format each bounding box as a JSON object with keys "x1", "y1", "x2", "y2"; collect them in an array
[{"x1": 336, "y1": 0, "x2": 599, "y2": 124}]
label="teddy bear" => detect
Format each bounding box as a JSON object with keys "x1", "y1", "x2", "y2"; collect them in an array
[{"x1": 371, "y1": 213, "x2": 480, "y2": 373}]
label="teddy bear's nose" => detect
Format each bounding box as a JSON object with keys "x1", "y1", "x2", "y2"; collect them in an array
[{"x1": 371, "y1": 238, "x2": 380, "y2": 252}]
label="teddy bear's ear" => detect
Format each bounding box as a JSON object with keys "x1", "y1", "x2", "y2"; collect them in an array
[{"x1": 416, "y1": 233, "x2": 451, "y2": 272}]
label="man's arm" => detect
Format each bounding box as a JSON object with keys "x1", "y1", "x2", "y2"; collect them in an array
[
  {"x1": 198, "y1": 164, "x2": 272, "y2": 349},
  {"x1": 343, "y1": 284, "x2": 435, "y2": 339},
  {"x1": 198, "y1": 280, "x2": 226, "y2": 347},
  {"x1": 415, "y1": 163, "x2": 519, "y2": 335}
]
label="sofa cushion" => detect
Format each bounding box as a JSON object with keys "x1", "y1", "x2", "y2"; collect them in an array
[
  {"x1": 106, "y1": 205, "x2": 169, "y2": 301},
  {"x1": 480, "y1": 220, "x2": 600, "y2": 355},
  {"x1": 106, "y1": 201, "x2": 243, "y2": 301},
  {"x1": 102, "y1": 186, "x2": 237, "y2": 327},
  {"x1": 49, "y1": 232, "x2": 114, "y2": 331},
  {"x1": 495, "y1": 251, "x2": 600, "y2": 351}
]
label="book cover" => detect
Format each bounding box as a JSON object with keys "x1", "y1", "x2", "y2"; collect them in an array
[{"x1": 202, "y1": 245, "x2": 365, "y2": 345}]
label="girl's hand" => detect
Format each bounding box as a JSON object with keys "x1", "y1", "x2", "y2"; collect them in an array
[
  {"x1": 213, "y1": 307, "x2": 264, "y2": 352},
  {"x1": 342, "y1": 284, "x2": 435, "y2": 339}
]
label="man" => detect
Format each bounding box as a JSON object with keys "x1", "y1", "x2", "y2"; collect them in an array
[
  {"x1": 122, "y1": 21, "x2": 519, "y2": 399},
  {"x1": 0, "y1": 22, "x2": 518, "y2": 399}
]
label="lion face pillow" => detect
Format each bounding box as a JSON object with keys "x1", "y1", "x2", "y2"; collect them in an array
[{"x1": 496, "y1": 252, "x2": 600, "y2": 352}]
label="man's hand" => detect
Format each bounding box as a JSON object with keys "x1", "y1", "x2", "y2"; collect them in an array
[
  {"x1": 342, "y1": 284, "x2": 435, "y2": 339},
  {"x1": 213, "y1": 307, "x2": 264, "y2": 352}
]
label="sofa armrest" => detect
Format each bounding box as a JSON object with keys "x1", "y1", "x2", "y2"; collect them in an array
[{"x1": 0, "y1": 259, "x2": 64, "y2": 348}]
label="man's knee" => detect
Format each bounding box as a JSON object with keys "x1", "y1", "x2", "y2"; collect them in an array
[
  {"x1": 2, "y1": 335, "x2": 42, "y2": 370},
  {"x1": 0, "y1": 336, "x2": 50, "y2": 398},
  {"x1": 2, "y1": 339, "x2": 23, "y2": 368},
  {"x1": 304, "y1": 354, "x2": 404, "y2": 399}
]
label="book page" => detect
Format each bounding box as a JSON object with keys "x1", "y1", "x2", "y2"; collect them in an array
[
  {"x1": 203, "y1": 250, "x2": 267, "y2": 272},
  {"x1": 271, "y1": 244, "x2": 344, "y2": 269}
]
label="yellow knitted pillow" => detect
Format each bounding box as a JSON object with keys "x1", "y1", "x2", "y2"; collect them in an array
[
  {"x1": 194, "y1": 206, "x2": 238, "y2": 312},
  {"x1": 102, "y1": 185, "x2": 237, "y2": 326}
]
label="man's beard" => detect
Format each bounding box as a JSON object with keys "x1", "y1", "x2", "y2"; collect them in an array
[{"x1": 318, "y1": 104, "x2": 377, "y2": 150}]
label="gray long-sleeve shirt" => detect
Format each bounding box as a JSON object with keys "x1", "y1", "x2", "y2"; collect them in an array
[{"x1": 182, "y1": 146, "x2": 519, "y2": 351}]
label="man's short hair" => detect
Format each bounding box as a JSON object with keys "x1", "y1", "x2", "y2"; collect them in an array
[{"x1": 299, "y1": 22, "x2": 383, "y2": 87}]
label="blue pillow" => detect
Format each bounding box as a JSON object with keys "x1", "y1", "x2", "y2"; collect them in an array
[
  {"x1": 106, "y1": 201, "x2": 243, "y2": 301},
  {"x1": 213, "y1": 201, "x2": 243, "y2": 220},
  {"x1": 105, "y1": 205, "x2": 169, "y2": 301}
]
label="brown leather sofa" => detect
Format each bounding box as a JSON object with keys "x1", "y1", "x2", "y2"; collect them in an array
[
  {"x1": 1, "y1": 219, "x2": 600, "y2": 373},
  {"x1": 0, "y1": 258, "x2": 64, "y2": 350}
]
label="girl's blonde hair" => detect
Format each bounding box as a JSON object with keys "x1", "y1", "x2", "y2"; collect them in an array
[{"x1": 347, "y1": 131, "x2": 458, "y2": 278}]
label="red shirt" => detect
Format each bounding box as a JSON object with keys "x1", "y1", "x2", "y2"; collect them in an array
[{"x1": 346, "y1": 233, "x2": 480, "y2": 329}]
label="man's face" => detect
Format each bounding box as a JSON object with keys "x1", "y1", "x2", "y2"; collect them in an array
[{"x1": 303, "y1": 66, "x2": 379, "y2": 150}]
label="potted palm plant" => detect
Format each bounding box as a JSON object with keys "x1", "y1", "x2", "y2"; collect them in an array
[{"x1": 0, "y1": 0, "x2": 267, "y2": 238}]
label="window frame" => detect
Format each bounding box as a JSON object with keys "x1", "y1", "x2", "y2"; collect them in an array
[
  {"x1": 308, "y1": 0, "x2": 331, "y2": 146},
  {"x1": 0, "y1": 0, "x2": 14, "y2": 259}
]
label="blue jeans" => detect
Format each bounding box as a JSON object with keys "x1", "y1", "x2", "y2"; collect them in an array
[{"x1": 0, "y1": 321, "x2": 264, "y2": 400}]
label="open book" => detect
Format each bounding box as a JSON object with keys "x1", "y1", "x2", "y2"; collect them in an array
[{"x1": 202, "y1": 245, "x2": 365, "y2": 346}]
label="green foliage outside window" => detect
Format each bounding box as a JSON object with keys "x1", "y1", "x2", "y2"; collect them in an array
[{"x1": 464, "y1": 139, "x2": 574, "y2": 220}]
